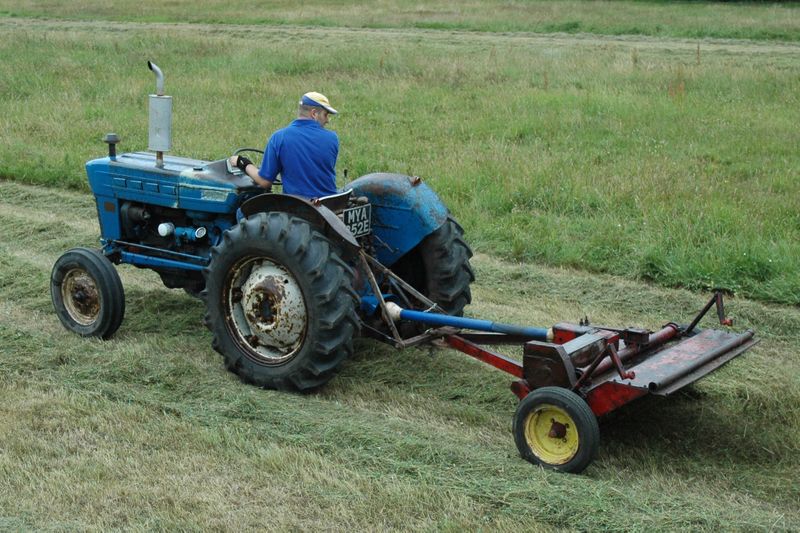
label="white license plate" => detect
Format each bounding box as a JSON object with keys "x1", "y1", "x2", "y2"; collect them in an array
[{"x1": 341, "y1": 204, "x2": 371, "y2": 237}]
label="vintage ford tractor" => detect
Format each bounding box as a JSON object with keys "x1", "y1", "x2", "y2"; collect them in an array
[
  {"x1": 50, "y1": 62, "x2": 474, "y2": 392},
  {"x1": 51, "y1": 63, "x2": 756, "y2": 473}
]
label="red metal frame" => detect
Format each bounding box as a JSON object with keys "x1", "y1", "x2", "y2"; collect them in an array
[
  {"x1": 445, "y1": 335, "x2": 524, "y2": 378},
  {"x1": 439, "y1": 293, "x2": 749, "y2": 419},
  {"x1": 586, "y1": 382, "x2": 648, "y2": 417},
  {"x1": 445, "y1": 329, "x2": 646, "y2": 411}
]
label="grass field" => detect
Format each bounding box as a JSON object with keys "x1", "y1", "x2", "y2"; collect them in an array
[
  {"x1": 1, "y1": 2, "x2": 799, "y2": 530},
  {"x1": 1, "y1": 0, "x2": 798, "y2": 41},
  {"x1": 1, "y1": 179, "x2": 798, "y2": 530}
]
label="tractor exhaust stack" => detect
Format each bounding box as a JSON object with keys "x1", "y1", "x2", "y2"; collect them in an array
[{"x1": 147, "y1": 61, "x2": 172, "y2": 167}]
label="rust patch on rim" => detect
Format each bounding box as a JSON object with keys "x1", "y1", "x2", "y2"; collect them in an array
[{"x1": 62, "y1": 269, "x2": 100, "y2": 325}]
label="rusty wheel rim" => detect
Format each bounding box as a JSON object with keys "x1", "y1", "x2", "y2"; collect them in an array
[
  {"x1": 61, "y1": 268, "x2": 101, "y2": 326},
  {"x1": 224, "y1": 256, "x2": 308, "y2": 365}
]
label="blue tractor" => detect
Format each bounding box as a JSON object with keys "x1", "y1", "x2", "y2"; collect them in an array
[{"x1": 51, "y1": 62, "x2": 475, "y2": 391}]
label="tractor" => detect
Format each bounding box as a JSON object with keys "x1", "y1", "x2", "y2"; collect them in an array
[
  {"x1": 51, "y1": 62, "x2": 756, "y2": 473},
  {"x1": 50, "y1": 62, "x2": 473, "y2": 392}
]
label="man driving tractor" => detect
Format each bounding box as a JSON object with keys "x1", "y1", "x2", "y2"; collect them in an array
[{"x1": 229, "y1": 91, "x2": 339, "y2": 199}]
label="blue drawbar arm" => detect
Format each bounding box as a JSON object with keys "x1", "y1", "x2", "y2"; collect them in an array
[{"x1": 385, "y1": 303, "x2": 550, "y2": 341}]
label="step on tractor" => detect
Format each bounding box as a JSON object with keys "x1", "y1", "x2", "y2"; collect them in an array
[{"x1": 51, "y1": 62, "x2": 757, "y2": 473}]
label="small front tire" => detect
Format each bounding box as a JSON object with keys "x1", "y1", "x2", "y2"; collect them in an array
[
  {"x1": 51, "y1": 247, "x2": 125, "y2": 339},
  {"x1": 513, "y1": 387, "x2": 600, "y2": 474}
]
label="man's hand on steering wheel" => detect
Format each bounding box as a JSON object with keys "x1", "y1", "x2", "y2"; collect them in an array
[
  {"x1": 229, "y1": 153, "x2": 273, "y2": 191},
  {"x1": 230, "y1": 155, "x2": 253, "y2": 173}
]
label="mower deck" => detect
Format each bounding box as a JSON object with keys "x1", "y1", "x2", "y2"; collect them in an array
[{"x1": 376, "y1": 284, "x2": 756, "y2": 473}]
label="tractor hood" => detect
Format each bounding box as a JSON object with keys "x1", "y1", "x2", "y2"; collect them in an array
[{"x1": 86, "y1": 151, "x2": 260, "y2": 214}]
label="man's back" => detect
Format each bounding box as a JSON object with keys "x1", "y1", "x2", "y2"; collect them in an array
[{"x1": 259, "y1": 119, "x2": 339, "y2": 198}]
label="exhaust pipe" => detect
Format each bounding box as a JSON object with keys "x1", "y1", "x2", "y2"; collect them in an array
[
  {"x1": 147, "y1": 61, "x2": 172, "y2": 167},
  {"x1": 148, "y1": 61, "x2": 165, "y2": 96}
]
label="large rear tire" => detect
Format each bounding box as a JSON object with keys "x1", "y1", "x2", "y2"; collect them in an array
[
  {"x1": 391, "y1": 215, "x2": 474, "y2": 315},
  {"x1": 203, "y1": 212, "x2": 359, "y2": 391},
  {"x1": 51, "y1": 247, "x2": 125, "y2": 339}
]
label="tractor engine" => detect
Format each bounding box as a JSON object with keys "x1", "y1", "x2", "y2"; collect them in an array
[
  {"x1": 86, "y1": 149, "x2": 261, "y2": 290},
  {"x1": 83, "y1": 62, "x2": 262, "y2": 290},
  {"x1": 119, "y1": 202, "x2": 211, "y2": 257},
  {"x1": 116, "y1": 200, "x2": 215, "y2": 290}
]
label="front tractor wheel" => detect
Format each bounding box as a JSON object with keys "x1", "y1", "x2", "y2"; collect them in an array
[
  {"x1": 50, "y1": 247, "x2": 125, "y2": 339},
  {"x1": 513, "y1": 387, "x2": 600, "y2": 474},
  {"x1": 204, "y1": 212, "x2": 358, "y2": 391}
]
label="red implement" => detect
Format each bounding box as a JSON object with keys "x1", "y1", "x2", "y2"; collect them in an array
[
  {"x1": 382, "y1": 287, "x2": 755, "y2": 473},
  {"x1": 442, "y1": 291, "x2": 756, "y2": 418}
]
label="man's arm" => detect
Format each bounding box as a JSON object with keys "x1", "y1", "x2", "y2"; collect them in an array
[{"x1": 229, "y1": 155, "x2": 273, "y2": 191}]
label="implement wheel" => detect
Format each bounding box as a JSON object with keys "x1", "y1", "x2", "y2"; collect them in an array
[
  {"x1": 204, "y1": 212, "x2": 358, "y2": 391},
  {"x1": 513, "y1": 387, "x2": 600, "y2": 474},
  {"x1": 50, "y1": 247, "x2": 125, "y2": 339}
]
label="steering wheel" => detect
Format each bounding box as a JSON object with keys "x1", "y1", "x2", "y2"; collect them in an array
[{"x1": 230, "y1": 147, "x2": 282, "y2": 186}]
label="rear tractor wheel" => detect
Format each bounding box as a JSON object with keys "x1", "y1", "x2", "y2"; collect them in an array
[
  {"x1": 513, "y1": 387, "x2": 600, "y2": 474},
  {"x1": 391, "y1": 215, "x2": 474, "y2": 316},
  {"x1": 50, "y1": 247, "x2": 125, "y2": 339},
  {"x1": 203, "y1": 212, "x2": 359, "y2": 391}
]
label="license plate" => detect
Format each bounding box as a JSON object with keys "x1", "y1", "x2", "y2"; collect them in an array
[{"x1": 341, "y1": 204, "x2": 371, "y2": 237}]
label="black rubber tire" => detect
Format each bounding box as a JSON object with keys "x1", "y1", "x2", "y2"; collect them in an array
[
  {"x1": 203, "y1": 212, "x2": 359, "y2": 391},
  {"x1": 513, "y1": 387, "x2": 600, "y2": 474},
  {"x1": 51, "y1": 247, "x2": 125, "y2": 339},
  {"x1": 392, "y1": 215, "x2": 474, "y2": 315}
]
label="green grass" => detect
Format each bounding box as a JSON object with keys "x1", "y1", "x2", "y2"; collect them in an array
[
  {"x1": 0, "y1": 0, "x2": 798, "y2": 41},
  {"x1": 1, "y1": 179, "x2": 798, "y2": 530},
  {"x1": 0, "y1": 17, "x2": 798, "y2": 304}
]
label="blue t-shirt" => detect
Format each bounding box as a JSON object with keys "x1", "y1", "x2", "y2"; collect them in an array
[{"x1": 258, "y1": 119, "x2": 339, "y2": 198}]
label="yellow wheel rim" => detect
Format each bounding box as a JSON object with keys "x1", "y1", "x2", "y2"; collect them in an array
[{"x1": 524, "y1": 403, "x2": 579, "y2": 465}]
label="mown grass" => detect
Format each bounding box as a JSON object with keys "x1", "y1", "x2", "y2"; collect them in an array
[
  {"x1": 0, "y1": 0, "x2": 798, "y2": 41},
  {"x1": 1, "y1": 18, "x2": 798, "y2": 305},
  {"x1": 1, "y1": 179, "x2": 798, "y2": 530}
]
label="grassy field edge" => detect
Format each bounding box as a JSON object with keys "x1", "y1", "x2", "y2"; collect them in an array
[{"x1": 0, "y1": 0, "x2": 798, "y2": 42}]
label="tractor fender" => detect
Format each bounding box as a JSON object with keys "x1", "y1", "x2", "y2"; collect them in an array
[
  {"x1": 347, "y1": 173, "x2": 448, "y2": 266},
  {"x1": 239, "y1": 193, "x2": 360, "y2": 258}
]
